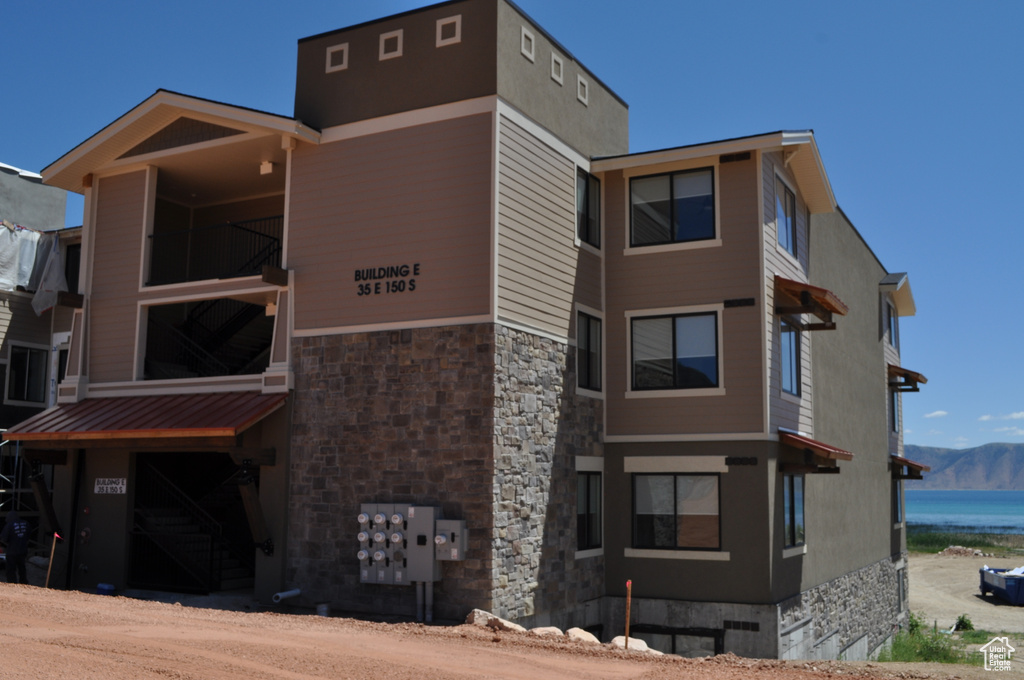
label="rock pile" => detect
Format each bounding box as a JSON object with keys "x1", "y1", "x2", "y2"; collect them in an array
[
  {"x1": 938, "y1": 545, "x2": 991, "y2": 557},
  {"x1": 464, "y1": 609, "x2": 661, "y2": 654}
]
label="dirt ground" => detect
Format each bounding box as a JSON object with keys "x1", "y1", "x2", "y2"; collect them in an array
[
  {"x1": 0, "y1": 553, "x2": 1017, "y2": 679},
  {"x1": 909, "y1": 552, "x2": 1024, "y2": 633}
]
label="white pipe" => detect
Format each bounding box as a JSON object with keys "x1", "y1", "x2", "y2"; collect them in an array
[
  {"x1": 425, "y1": 581, "x2": 434, "y2": 623},
  {"x1": 272, "y1": 588, "x2": 301, "y2": 603}
]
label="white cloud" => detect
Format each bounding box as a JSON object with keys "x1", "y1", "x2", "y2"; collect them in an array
[
  {"x1": 978, "y1": 415, "x2": 993, "y2": 421},
  {"x1": 927, "y1": 429, "x2": 944, "y2": 436},
  {"x1": 953, "y1": 436, "x2": 969, "y2": 445},
  {"x1": 994, "y1": 426, "x2": 1024, "y2": 436},
  {"x1": 1007, "y1": 412, "x2": 1024, "y2": 420},
  {"x1": 924, "y1": 411, "x2": 948, "y2": 419}
]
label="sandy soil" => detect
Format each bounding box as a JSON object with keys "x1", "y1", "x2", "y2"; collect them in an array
[
  {"x1": 909, "y1": 552, "x2": 1024, "y2": 633},
  {"x1": 0, "y1": 553, "x2": 1018, "y2": 679}
]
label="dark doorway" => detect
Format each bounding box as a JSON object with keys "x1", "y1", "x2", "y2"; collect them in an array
[{"x1": 128, "y1": 451, "x2": 256, "y2": 593}]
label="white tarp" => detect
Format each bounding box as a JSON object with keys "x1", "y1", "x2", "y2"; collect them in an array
[
  {"x1": 0, "y1": 226, "x2": 41, "y2": 291},
  {"x1": 31, "y1": 233, "x2": 67, "y2": 315}
]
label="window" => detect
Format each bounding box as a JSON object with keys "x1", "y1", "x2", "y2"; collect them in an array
[
  {"x1": 577, "y1": 471, "x2": 601, "y2": 550},
  {"x1": 577, "y1": 311, "x2": 601, "y2": 391},
  {"x1": 7, "y1": 345, "x2": 47, "y2": 404},
  {"x1": 776, "y1": 176, "x2": 796, "y2": 257},
  {"x1": 576, "y1": 75, "x2": 589, "y2": 105},
  {"x1": 630, "y1": 168, "x2": 715, "y2": 247},
  {"x1": 781, "y1": 320, "x2": 800, "y2": 396},
  {"x1": 633, "y1": 474, "x2": 720, "y2": 550},
  {"x1": 890, "y1": 390, "x2": 900, "y2": 433},
  {"x1": 551, "y1": 53, "x2": 564, "y2": 84},
  {"x1": 520, "y1": 27, "x2": 535, "y2": 62},
  {"x1": 631, "y1": 312, "x2": 718, "y2": 390},
  {"x1": 897, "y1": 566, "x2": 906, "y2": 612},
  {"x1": 783, "y1": 474, "x2": 804, "y2": 548},
  {"x1": 435, "y1": 15, "x2": 461, "y2": 47},
  {"x1": 887, "y1": 300, "x2": 899, "y2": 349},
  {"x1": 576, "y1": 169, "x2": 600, "y2": 248},
  {"x1": 379, "y1": 30, "x2": 403, "y2": 61},
  {"x1": 892, "y1": 477, "x2": 903, "y2": 524},
  {"x1": 325, "y1": 43, "x2": 349, "y2": 73}
]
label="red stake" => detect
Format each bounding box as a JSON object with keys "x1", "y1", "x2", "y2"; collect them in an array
[{"x1": 625, "y1": 579, "x2": 632, "y2": 649}]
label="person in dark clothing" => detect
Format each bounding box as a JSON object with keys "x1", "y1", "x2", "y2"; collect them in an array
[{"x1": 0, "y1": 510, "x2": 30, "y2": 584}]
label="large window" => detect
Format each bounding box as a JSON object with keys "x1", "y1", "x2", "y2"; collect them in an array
[
  {"x1": 577, "y1": 311, "x2": 602, "y2": 391},
  {"x1": 783, "y1": 474, "x2": 805, "y2": 548},
  {"x1": 577, "y1": 471, "x2": 602, "y2": 551},
  {"x1": 892, "y1": 477, "x2": 903, "y2": 524},
  {"x1": 633, "y1": 474, "x2": 720, "y2": 550},
  {"x1": 577, "y1": 169, "x2": 600, "y2": 248},
  {"x1": 776, "y1": 176, "x2": 796, "y2": 257},
  {"x1": 631, "y1": 312, "x2": 718, "y2": 390},
  {"x1": 7, "y1": 345, "x2": 48, "y2": 404},
  {"x1": 781, "y1": 320, "x2": 800, "y2": 396},
  {"x1": 630, "y1": 168, "x2": 715, "y2": 246}
]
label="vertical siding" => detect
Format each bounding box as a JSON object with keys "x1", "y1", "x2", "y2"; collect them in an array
[
  {"x1": 603, "y1": 156, "x2": 764, "y2": 437},
  {"x1": 496, "y1": 115, "x2": 578, "y2": 337},
  {"x1": 289, "y1": 114, "x2": 493, "y2": 331},
  {"x1": 89, "y1": 171, "x2": 148, "y2": 383},
  {"x1": 763, "y1": 151, "x2": 814, "y2": 435}
]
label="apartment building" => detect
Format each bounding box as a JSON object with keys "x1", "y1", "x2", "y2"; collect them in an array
[{"x1": 4, "y1": 0, "x2": 927, "y2": 660}]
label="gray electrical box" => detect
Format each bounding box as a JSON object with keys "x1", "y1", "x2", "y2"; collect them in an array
[
  {"x1": 434, "y1": 519, "x2": 467, "y2": 561},
  {"x1": 405, "y1": 505, "x2": 441, "y2": 582}
]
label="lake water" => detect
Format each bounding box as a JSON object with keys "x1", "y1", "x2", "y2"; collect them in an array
[{"x1": 905, "y1": 489, "x2": 1024, "y2": 534}]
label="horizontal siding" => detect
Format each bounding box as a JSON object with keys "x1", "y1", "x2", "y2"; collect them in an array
[
  {"x1": 603, "y1": 157, "x2": 765, "y2": 437},
  {"x1": 89, "y1": 170, "x2": 148, "y2": 383},
  {"x1": 0, "y1": 293, "x2": 52, "y2": 353},
  {"x1": 289, "y1": 114, "x2": 493, "y2": 331},
  {"x1": 496, "y1": 115, "x2": 577, "y2": 337}
]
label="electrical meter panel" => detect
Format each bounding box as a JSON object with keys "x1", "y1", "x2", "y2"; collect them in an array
[
  {"x1": 358, "y1": 503, "x2": 407, "y2": 585},
  {"x1": 434, "y1": 519, "x2": 468, "y2": 561},
  {"x1": 405, "y1": 505, "x2": 441, "y2": 582}
]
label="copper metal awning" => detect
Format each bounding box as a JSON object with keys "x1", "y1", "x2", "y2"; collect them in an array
[
  {"x1": 775, "y1": 275, "x2": 849, "y2": 331},
  {"x1": 779, "y1": 431, "x2": 854, "y2": 474},
  {"x1": 888, "y1": 364, "x2": 928, "y2": 393},
  {"x1": 2, "y1": 392, "x2": 287, "y2": 458},
  {"x1": 779, "y1": 431, "x2": 855, "y2": 461},
  {"x1": 891, "y1": 454, "x2": 930, "y2": 480}
]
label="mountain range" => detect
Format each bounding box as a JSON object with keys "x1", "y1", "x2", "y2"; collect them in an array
[{"x1": 903, "y1": 443, "x2": 1024, "y2": 490}]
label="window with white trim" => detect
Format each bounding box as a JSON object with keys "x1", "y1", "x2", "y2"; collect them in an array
[
  {"x1": 781, "y1": 320, "x2": 800, "y2": 396},
  {"x1": 577, "y1": 471, "x2": 602, "y2": 550},
  {"x1": 577, "y1": 310, "x2": 601, "y2": 391},
  {"x1": 551, "y1": 53, "x2": 564, "y2": 84},
  {"x1": 887, "y1": 300, "x2": 899, "y2": 350},
  {"x1": 631, "y1": 311, "x2": 718, "y2": 390},
  {"x1": 783, "y1": 473, "x2": 805, "y2": 548},
  {"x1": 576, "y1": 169, "x2": 600, "y2": 248},
  {"x1": 325, "y1": 43, "x2": 349, "y2": 73},
  {"x1": 436, "y1": 15, "x2": 461, "y2": 47},
  {"x1": 379, "y1": 30, "x2": 403, "y2": 61},
  {"x1": 633, "y1": 473, "x2": 720, "y2": 550},
  {"x1": 631, "y1": 168, "x2": 715, "y2": 246},
  {"x1": 776, "y1": 176, "x2": 796, "y2": 257},
  {"x1": 6, "y1": 345, "x2": 48, "y2": 405},
  {"x1": 576, "y1": 75, "x2": 589, "y2": 105},
  {"x1": 520, "y1": 27, "x2": 535, "y2": 62}
]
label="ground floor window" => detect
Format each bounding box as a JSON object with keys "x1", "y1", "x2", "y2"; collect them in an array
[
  {"x1": 633, "y1": 473, "x2": 720, "y2": 550},
  {"x1": 783, "y1": 474, "x2": 804, "y2": 547},
  {"x1": 577, "y1": 471, "x2": 601, "y2": 550},
  {"x1": 892, "y1": 477, "x2": 903, "y2": 524},
  {"x1": 631, "y1": 624, "x2": 724, "y2": 658}
]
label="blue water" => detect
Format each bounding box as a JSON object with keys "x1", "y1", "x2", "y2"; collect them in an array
[{"x1": 906, "y1": 489, "x2": 1024, "y2": 534}]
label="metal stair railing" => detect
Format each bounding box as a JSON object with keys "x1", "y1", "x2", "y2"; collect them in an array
[{"x1": 147, "y1": 216, "x2": 283, "y2": 286}]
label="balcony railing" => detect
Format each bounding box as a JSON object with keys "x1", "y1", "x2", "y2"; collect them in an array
[{"x1": 147, "y1": 216, "x2": 283, "y2": 286}]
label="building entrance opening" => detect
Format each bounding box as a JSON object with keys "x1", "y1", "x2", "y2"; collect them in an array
[{"x1": 129, "y1": 451, "x2": 257, "y2": 594}]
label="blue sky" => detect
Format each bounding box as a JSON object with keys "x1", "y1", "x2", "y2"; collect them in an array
[{"x1": 3, "y1": 1, "x2": 1022, "y2": 449}]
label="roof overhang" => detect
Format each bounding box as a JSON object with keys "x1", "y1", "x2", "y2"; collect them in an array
[
  {"x1": 891, "y1": 454, "x2": 930, "y2": 480},
  {"x1": 43, "y1": 90, "x2": 321, "y2": 195},
  {"x1": 888, "y1": 364, "x2": 927, "y2": 393},
  {"x1": 2, "y1": 392, "x2": 286, "y2": 458},
  {"x1": 880, "y1": 272, "x2": 916, "y2": 317},
  {"x1": 779, "y1": 430, "x2": 853, "y2": 474},
  {"x1": 775, "y1": 275, "x2": 849, "y2": 331},
  {"x1": 591, "y1": 130, "x2": 836, "y2": 214}
]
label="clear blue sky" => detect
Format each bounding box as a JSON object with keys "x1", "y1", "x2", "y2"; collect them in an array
[{"x1": 3, "y1": 1, "x2": 1022, "y2": 450}]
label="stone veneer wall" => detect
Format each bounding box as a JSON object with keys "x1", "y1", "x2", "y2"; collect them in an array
[
  {"x1": 491, "y1": 324, "x2": 604, "y2": 629},
  {"x1": 288, "y1": 325, "x2": 496, "y2": 620},
  {"x1": 778, "y1": 553, "x2": 908, "y2": 659}
]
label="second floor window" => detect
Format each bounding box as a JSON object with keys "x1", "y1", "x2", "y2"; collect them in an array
[
  {"x1": 632, "y1": 312, "x2": 718, "y2": 390},
  {"x1": 577, "y1": 169, "x2": 600, "y2": 248},
  {"x1": 776, "y1": 176, "x2": 796, "y2": 257},
  {"x1": 781, "y1": 320, "x2": 800, "y2": 396},
  {"x1": 630, "y1": 168, "x2": 715, "y2": 247},
  {"x1": 6, "y1": 345, "x2": 47, "y2": 405},
  {"x1": 577, "y1": 311, "x2": 602, "y2": 391},
  {"x1": 887, "y1": 300, "x2": 899, "y2": 349}
]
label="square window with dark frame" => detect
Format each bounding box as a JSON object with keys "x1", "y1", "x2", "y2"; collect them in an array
[
  {"x1": 577, "y1": 169, "x2": 600, "y2": 248},
  {"x1": 631, "y1": 312, "x2": 718, "y2": 390},
  {"x1": 776, "y1": 176, "x2": 796, "y2": 257},
  {"x1": 577, "y1": 471, "x2": 601, "y2": 551},
  {"x1": 630, "y1": 167, "x2": 715, "y2": 246},
  {"x1": 781, "y1": 320, "x2": 800, "y2": 396},
  {"x1": 783, "y1": 473, "x2": 804, "y2": 548},
  {"x1": 577, "y1": 311, "x2": 602, "y2": 391},
  {"x1": 7, "y1": 345, "x2": 48, "y2": 404},
  {"x1": 633, "y1": 473, "x2": 720, "y2": 550}
]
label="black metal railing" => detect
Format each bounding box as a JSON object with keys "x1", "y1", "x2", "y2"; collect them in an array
[
  {"x1": 147, "y1": 216, "x2": 282, "y2": 286},
  {"x1": 145, "y1": 316, "x2": 229, "y2": 380}
]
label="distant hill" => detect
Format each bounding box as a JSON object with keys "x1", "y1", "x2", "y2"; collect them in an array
[{"x1": 903, "y1": 443, "x2": 1024, "y2": 490}]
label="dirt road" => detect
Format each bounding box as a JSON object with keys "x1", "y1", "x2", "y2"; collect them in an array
[
  {"x1": 909, "y1": 553, "x2": 1024, "y2": 632},
  {"x1": 0, "y1": 583, "x2": 1001, "y2": 680}
]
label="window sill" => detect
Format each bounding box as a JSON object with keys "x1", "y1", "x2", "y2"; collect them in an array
[
  {"x1": 575, "y1": 547, "x2": 603, "y2": 560},
  {"x1": 576, "y1": 386, "x2": 604, "y2": 400},
  {"x1": 780, "y1": 390, "x2": 802, "y2": 406},
  {"x1": 782, "y1": 544, "x2": 807, "y2": 559},
  {"x1": 624, "y1": 548, "x2": 730, "y2": 561},
  {"x1": 775, "y1": 242, "x2": 801, "y2": 267},
  {"x1": 624, "y1": 238, "x2": 722, "y2": 256},
  {"x1": 626, "y1": 387, "x2": 725, "y2": 399},
  {"x1": 576, "y1": 239, "x2": 602, "y2": 257},
  {"x1": 893, "y1": 521, "x2": 904, "y2": 530}
]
